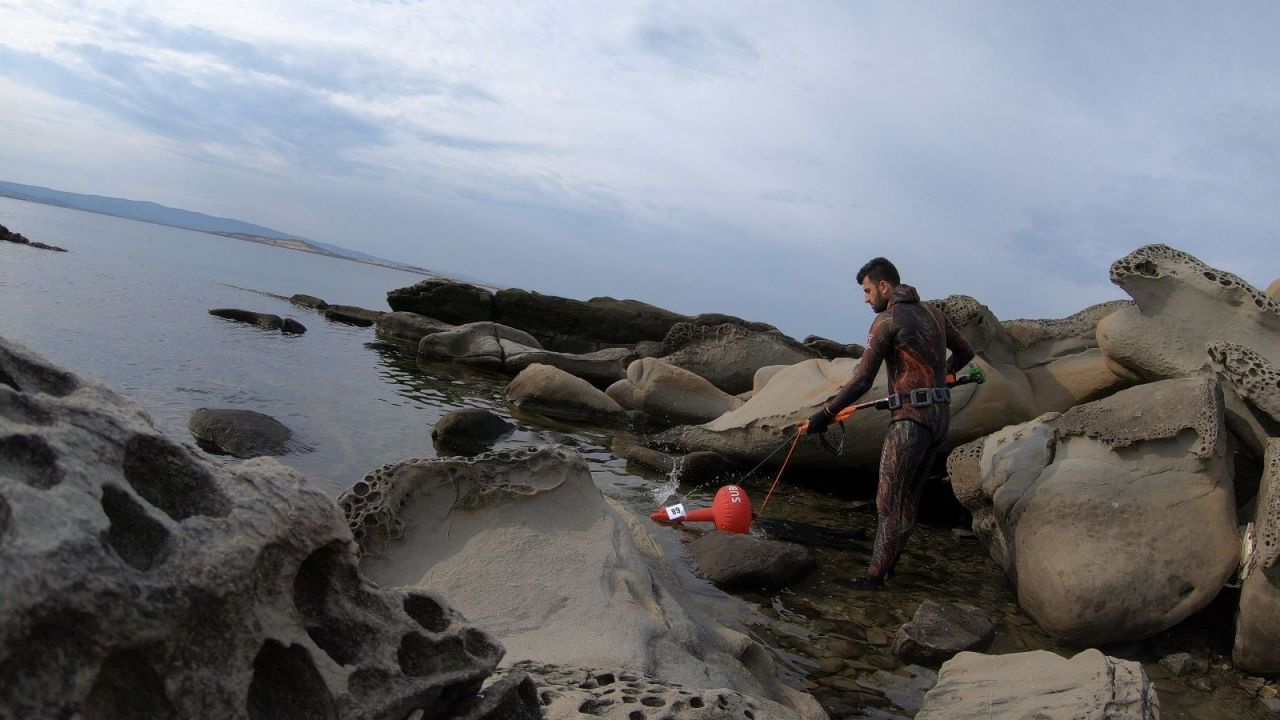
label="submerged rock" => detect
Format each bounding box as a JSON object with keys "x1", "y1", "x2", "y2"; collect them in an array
[
  {"x1": 891, "y1": 600, "x2": 994, "y2": 667},
  {"x1": 917, "y1": 650, "x2": 1157, "y2": 719},
  {"x1": 338, "y1": 446, "x2": 825, "y2": 719},
  {"x1": 208, "y1": 307, "x2": 284, "y2": 330},
  {"x1": 432, "y1": 408, "x2": 513, "y2": 455},
  {"x1": 689, "y1": 532, "x2": 817, "y2": 591},
  {"x1": 375, "y1": 311, "x2": 453, "y2": 346},
  {"x1": 324, "y1": 304, "x2": 384, "y2": 327},
  {"x1": 188, "y1": 408, "x2": 294, "y2": 458},
  {"x1": 0, "y1": 336, "x2": 528, "y2": 719},
  {"x1": 0, "y1": 222, "x2": 67, "y2": 251},
  {"x1": 505, "y1": 363, "x2": 627, "y2": 426},
  {"x1": 289, "y1": 293, "x2": 328, "y2": 310}
]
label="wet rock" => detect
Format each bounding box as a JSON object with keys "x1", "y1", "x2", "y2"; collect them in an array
[
  {"x1": 949, "y1": 377, "x2": 1239, "y2": 645},
  {"x1": 612, "y1": 440, "x2": 677, "y2": 474},
  {"x1": 431, "y1": 409, "x2": 513, "y2": 455},
  {"x1": 375, "y1": 311, "x2": 454, "y2": 346},
  {"x1": 0, "y1": 336, "x2": 524, "y2": 719},
  {"x1": 188, "y1": 408, "x2": 293, "y2": 458},
  {"x1": 1189, "y1": 676, "x2": 1215, "y2": 693},
  {"x1": 661, "y1": 323, "x2": 819, "y2": 395},
  {"x1": 857, "y1": 666, "x2": 937, "y2": 714},
  {"x1": 419, "y1": 322, "x2": 542, "y2": 372},
  {"x1": 289, "y1": 293, "x2": 328, "y2": 310},
  {"x1": 674, "y1": 451, "x2": 736, "y2": 485},
  {"x1": 634, "y1": 340, "x2": 664, "y2": 358},
  {"x1": 505, "y1": 364, "x2": 627, "y2": 426},
  {"x1": 208, "y1": 308, "x2": 284, "y2": 330},
  {"x1": 689, "y1": 532, "x2": 817, "y2": 591},
  {"x1": 1160, "y1": 652, "x2": 1195, "y2": 676},
  {"x1": 505, "y1": 347, "x2": 635, "y2": 388},
  {"x1": 892, "y1": 600, "x2": 995, "y2": 666},
  {"x1": 0, "y1": 222, "x2": 67, "y2": 251},
  {"x1": 324, "y1": 304, "x2": 384, "y2": 327},
  {"x1": 280, "y1": 317, "x2": 306, "y2": 334},
  {"x1": 1263, "y1": 697, "x2": 1280, "y2": 713},
  {"x1": 387, "y1": 279, "x2": 495, "y2": 324},
  {"x1": 494, "y1": 289, "x2": 689, "y2": 351},
  {"x1": 1098, "y1": 244, "x2": 1280, "y2": 380},
  {"x1": 918, "y1": 650, "x2": 1157, "y2": 719},
  {"x1": 606, "y1": 358, "x2": 743, "y2": 424},
  {"x1": 338, "y1": 447, "x2": 824, "y2": 720}
]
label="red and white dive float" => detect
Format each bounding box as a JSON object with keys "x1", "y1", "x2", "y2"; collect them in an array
[{"x1": 650, "y1": 484, "x2": 752, "y2": 534}]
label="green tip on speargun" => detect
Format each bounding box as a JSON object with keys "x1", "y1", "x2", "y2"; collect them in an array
[{"x1": 963, "y1": 364, "x2": 986, "y2": 385}]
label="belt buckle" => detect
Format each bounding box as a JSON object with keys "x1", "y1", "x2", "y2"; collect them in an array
[
  {"x1": 886, "y1": 393, "x2": 902, "y2": 410},
  {"x1": 910, "y1": 388, "x2": 931, "y2": 407},
  {"x1": 931, "y1": 387, "x2": 950, "y2": 404}
]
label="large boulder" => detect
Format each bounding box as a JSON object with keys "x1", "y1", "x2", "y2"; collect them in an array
[
  {"x1": 431, "y1": 409, "x2": 514, "y2": 455},
  {"x1": 917, "y1": 650, "x2": 1157, "y2": 719},
  {"x1": 1097, "y1": 244, "x2": 1280, "y2": 380},
  {"x1": 0, "y1": 337, "x2": 534, "y2": 719},
  {"x1": 493, "y1": 289, "x2": 690, "y2": 352},
  {"x1": 1002, "y1": 300, "x2": 1131, "y2": 369},
  {"x1": 188, "y1": 408, "x2": 294, "y2": 458},
  {"x1": 891, "y1": 600, "x2": 994, "y2": 667},
  {"x1": 387, "y1": 279, "x2": 495, "y2": 324},
  {"x1": 688, "y1": 532, "x2": 816, "y2": 591},
  {"x1": 325, "y1": 304, "x2": 384, "y2": 327},
  {"x1": 1268, "y1": 277, "x2": 1280, "y2": 301},
  {"x1": 950, "y1": 377, "x2": 1239, "y2": 645},
  {"x1": 505, "y1": 364, "x2": 627, "y2": 426},
  {"x1": 418, "y1": 322, "x2": 542, "y2": 372},
  {"x1": 375, "y1": 311, "x2": 454, "y2": 346},
  {"x1": 661, "y1": 323, "x2": 819, "y2": 395},
  {"x1": 505, "y1": 347, "x2": 635, "y2": 388},
  {"x1": 606, "y1": 358, "x2": 743, "y2": 425},
  {"x1": 338, "y1": 446, "x2": 826, "y2": 720},
  {"x1": 1235, "y1": 438, "x2": 1280, "y2": 674}
]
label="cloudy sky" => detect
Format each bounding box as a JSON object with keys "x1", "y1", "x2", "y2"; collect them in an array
[{"x1": 2, "y1": 2, "x2": 1278, "y2": 339}]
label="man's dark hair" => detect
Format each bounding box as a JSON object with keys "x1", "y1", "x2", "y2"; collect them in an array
[{"x1": 856, "y1": 257, "x2": 900, "y2": 286}]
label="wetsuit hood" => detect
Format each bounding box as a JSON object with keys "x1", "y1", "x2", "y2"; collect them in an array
[{"x1": 887, "y1": 284, "x2": 920, "y2": 307}]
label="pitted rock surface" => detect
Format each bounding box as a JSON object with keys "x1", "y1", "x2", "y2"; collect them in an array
[
  {"x1": 1098, "y1": 244, "x2": 1280, "y2": 380},
  {"x1": 1234, "y1": 438, "x2": 1280, "y2": 674},
  {"x1": 928, "y1": 295, "x2": 1017, "y2": 366},
  {"x1": 1055, "y1": 375, "x2": 1222, "y2": 458},
  {"x1": 338, "y1": 446, "x2": 825, "y2": 720},
  {"x1": 1002, "y1": 300, "x2": 1131, "y2": 368},
  {"x1": 0, "y1": 336, "x2": 525, "y2": 719},
  {"x1": 1209, "y1": 341, "x2": 1280, "y2": 425},
  {"x1": 512, "y1": 663, "x2": 769, "y2": 720}
]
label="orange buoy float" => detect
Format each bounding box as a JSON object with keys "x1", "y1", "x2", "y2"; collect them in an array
[{"x1": 650, "y1": 484, "x2": 752, "y2": 534}]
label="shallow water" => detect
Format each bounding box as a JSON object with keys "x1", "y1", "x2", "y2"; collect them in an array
[{"x1": 2, "y1": 198, "x2": 1274, "y2": 718}]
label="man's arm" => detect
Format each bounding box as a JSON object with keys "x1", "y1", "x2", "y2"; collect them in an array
[
  {"x1": 823, "y1": 313, "x2": 893, "y2": 414},
  {"x1": 943, "y1": 315, "x2": 975, "y2": 376}
]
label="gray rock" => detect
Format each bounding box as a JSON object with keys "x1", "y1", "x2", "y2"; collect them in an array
[
  {"x1": 325, "y1": 304, "x2": 384, "y2": 327},
  {"x1": 280, "y1": 317, "x2": 307, "y2": 334},
  {"x1": 1262, "y1": 697, "x2": 1280, "y2": 713},
  {"x1": 376, "y1": 311, "x2": 454, "y2": 346},
  {"x1": 208, "y1": 308, "x2": 284, "y2": 330},
  {"x1": 188, "y1": 408, "x2": 293, "y2": 458},
  {"x1": 505, "y1": 364, "x2": 627, "y2": 426},
  {"x1": 494, "y1": 289, "x2": 689, "y2": 350},
  {"x1": 1234, "y1": 437, "x2": 1280, "y2": 674},
  {"x1": 674, "y1": 451, "x2": 736, "y2": 485},
  {"x1": 0, "y1": 336, "x2": 529, "y2": 719},
  {"x1": 418, "y1": 322, "x2": 543, "y2": 372},
  {"x1": 432, "y1": 409, "x2": 513, "y2": 454},
  {"x1": 387, "y1": 279, "x2": 495, "y2": 324},
  {"x1": 1159, "y1": 652, "x2": 1194, "y2": 676},
  {"x1": 917, "y1": 650, "x2": 1157, "y2": 719},
  {"x1": 289, "y1": 293, "x2": 328, "y2": 310},
  {"x1": 514, "y1": 663, "x2": 777, "y2": 720},
  {"x1": 892, "y1": 600, "x2": 994, "y2": 666},
  {"x1": 634, "y1": 340, "x2": 665, "y2": 358},
  {"x1": 689, "y1": 532, "x2": 817, "y2": 591},
  {"x1": 802, "y1": 335, "x2": 864, "y2": 360},
  {"x1": 662, "y1": 323, "x2": 820, "y2": 395}
]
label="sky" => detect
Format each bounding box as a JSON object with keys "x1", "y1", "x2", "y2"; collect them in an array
[{"x1": 2, "y1": 2, "x2": 1278, "y2": 340}]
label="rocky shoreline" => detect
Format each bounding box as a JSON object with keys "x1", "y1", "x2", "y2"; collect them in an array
[
  {"x1": 3, "y1": 242, "x2": 1280, "y2": 717},
  {"x1": 0, "y1": 221, "x2": 67, "y2": 251}
]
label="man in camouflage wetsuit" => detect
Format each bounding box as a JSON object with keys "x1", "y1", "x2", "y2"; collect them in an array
[{"x1": 806, "y1": 257, "x2": 974, "y2": 590}]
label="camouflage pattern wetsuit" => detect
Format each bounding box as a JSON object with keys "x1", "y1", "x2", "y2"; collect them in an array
[{"x1": 822, "y1": 284, "x2": 975, "y2": 579}]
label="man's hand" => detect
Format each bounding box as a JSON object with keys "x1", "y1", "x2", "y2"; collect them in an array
[{"x1": 806, "y1": 407, "x2": 833, "y2": 435}]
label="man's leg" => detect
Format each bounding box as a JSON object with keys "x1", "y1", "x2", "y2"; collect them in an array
[{"x1": 867, "y1": 420, "x2": 938, "y2": 581}]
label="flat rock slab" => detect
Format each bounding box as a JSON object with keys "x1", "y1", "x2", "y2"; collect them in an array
[
  {"x1": 689, "y1": 532, "x2": 816, "y2": 591},
  {"x1": 188, "y1": 408, "x2": 293, "y2": 458},
  {"x1": 892, "y1": 600, "x2": 995, "y2": 666}
]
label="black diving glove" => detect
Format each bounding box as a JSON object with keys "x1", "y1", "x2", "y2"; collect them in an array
[{"x1": 806, "y1": 407, "x2": 833, "y2": 434}]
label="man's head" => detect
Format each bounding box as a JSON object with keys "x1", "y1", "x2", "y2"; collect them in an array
[{"x1": 856, "y1": 257, "x2": 900, "y2": 313}]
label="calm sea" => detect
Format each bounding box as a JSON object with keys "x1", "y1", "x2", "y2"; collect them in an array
[{"x1": 0, "y1": 197, "x2": 637, "y2": 498}]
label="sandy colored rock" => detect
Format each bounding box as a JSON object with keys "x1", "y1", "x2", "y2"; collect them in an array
[
  {"x1": 0, "y1": 337, "x2": 528, "y2": 719},
  {"x1": 661, "y1": 323, "x2": 819, "y2": 395},
  {"x1": 1268, "y1": 277, "x2": 1280, "y2": 301},
  {"x1": 752, "y1": 364, "x2": 788, "y2": 394},
  {"x1": 917, "y1": 650, "x2": 1157, "y2": 719},
  {"x1": 965, "y1": 377, "x2": 1239, "y2": 645},
  {"x1": 505, "y1": 364, "x2": 625, "y2": 425},
  {"x1": 1235, "y1": 438, "x2": 1280, "y2": 674},
  {"x1": 1209, "y1": 341, "x2": 1280, "y2": 425},
  {"x1": 1023, "y1": 348, "x2": 1133, "y2": 414},
  {"x1": 339, "y1": 447, "x2": 825, "y2": 720},
  {"x1": 1097, "y1": 244, "x2": 1280, "y2": 380},
  {"x1": 1002, "y1": 300, "x2": 1131, "y2": 368},
  {"x1": 606, "y1": 358, "x2": 743, "y2": 424}
]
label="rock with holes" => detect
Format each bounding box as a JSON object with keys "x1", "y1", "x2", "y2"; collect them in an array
[
  {"x1": 948, "y1": 376, "x2": 1239, "y2": 645},
  {"x1": 0, "y1": 336, "x2": 534, "y2": 719},
  {"x1": 891, "y1": 600, "x2": 995, "y2": 667},
  {"x1": 1234, "y1": 438, "x2": 1280, "y2": 674},
  {"x1": 431, "y1": 409, "x2": 514, "y2": 455},
  {"x1": 375, "y1": 311, "x2": 454, "y2": 346},
  {"x1": 1097, "y1": 244, "x2": 1280, "y2": 381},
  {"x1": 1209, "y1": 342, "x2": 1280, "y2": 426},
  {"x1": 188, "y1": 408, "x2": 294, "y2": 458},
  {"x1": 689, "y1": 533, "x2": 817, "y2": 591},
  {"x1": 512, "y1": 662, "x2": 774, "y2": 720},
  {"x1": 338, "y1": 446, "x2": 826, "y2": 720},
  {"x1": 505, "y1": 364, "x2": 628, "y2": 426},
  {"x1": 661, "y1": 323, "x2": 819, "y2": 395},
  {"x1": 607, "y1": 358, "x2": 744, "y2": 425},
  {"x1": 917, "y1": 649, "x2": 1157, "y2": 719}
]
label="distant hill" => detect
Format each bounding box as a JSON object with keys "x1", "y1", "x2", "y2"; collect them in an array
[{"x1": 0, "y1": 179, "x2": 437, "y2": 275}]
